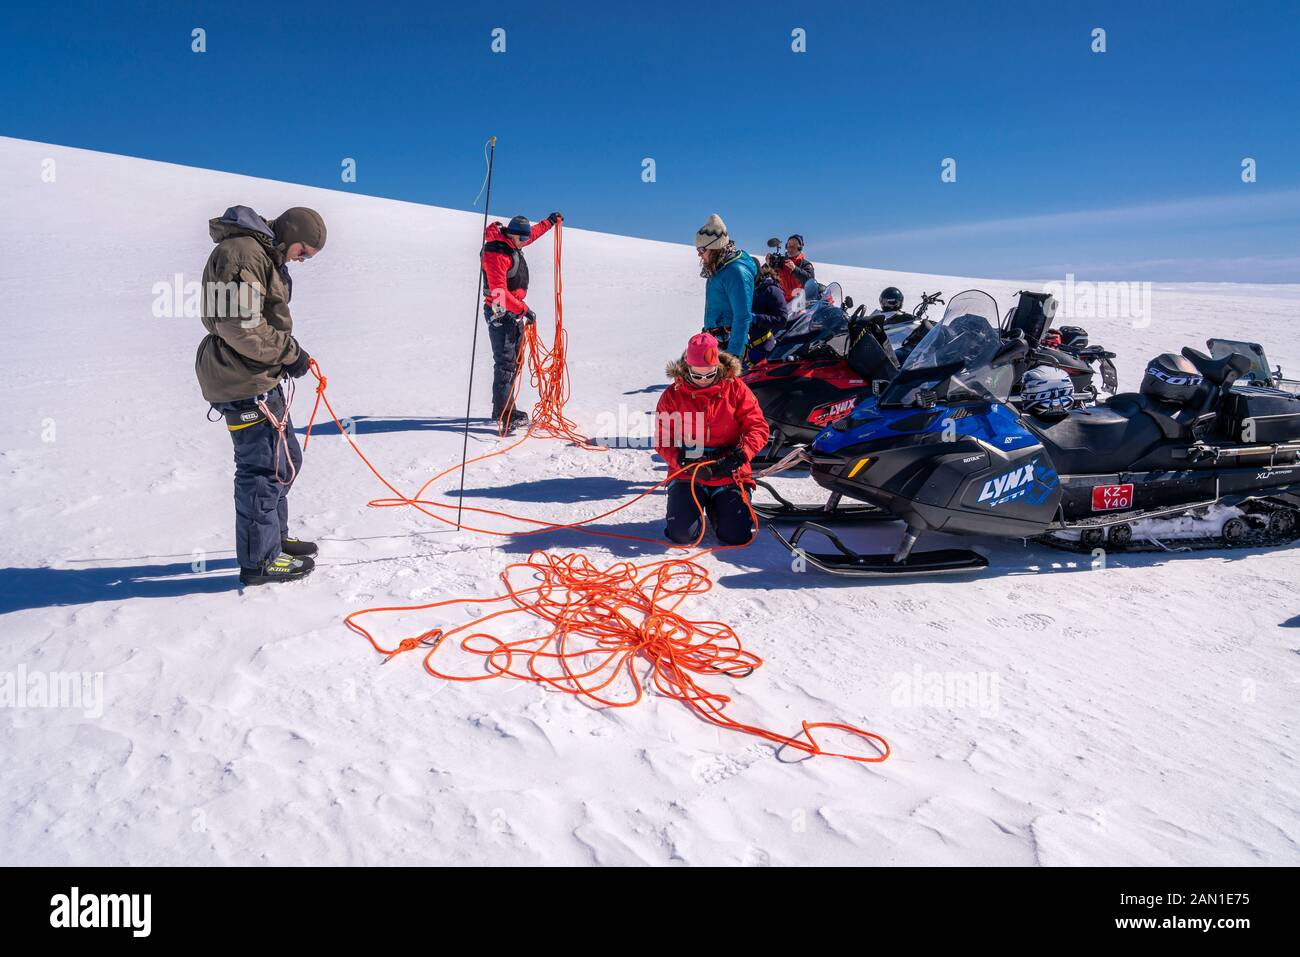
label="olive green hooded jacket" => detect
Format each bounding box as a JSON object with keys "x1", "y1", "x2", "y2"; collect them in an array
[{"x1": 195, "y1": 206, "x2": 307, "y2": 403}]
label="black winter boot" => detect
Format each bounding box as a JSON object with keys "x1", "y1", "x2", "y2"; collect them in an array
[
  {"x1": 281, "y1": 538, "x2": 318, "y2": 558},
  {"x1": 240, "y1": 553, "x2": 315, "y2": 586},
  {"x1": 504, "y1": 410, "x2": 529, "y2": 435}
]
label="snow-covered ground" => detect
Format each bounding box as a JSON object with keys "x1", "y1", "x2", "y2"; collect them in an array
[{"x1": 1, "y1": 136, "x2": 1297, "y2": 866}]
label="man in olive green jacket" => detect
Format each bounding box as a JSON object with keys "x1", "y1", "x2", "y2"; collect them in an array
[{"x1": 196, "y1": 206, "x2": 325, "y2": 586}]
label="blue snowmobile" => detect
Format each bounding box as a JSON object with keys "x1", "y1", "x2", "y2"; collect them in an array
[{"x1": 771, "y1": 290, "x2": 1300, "y2": 576}]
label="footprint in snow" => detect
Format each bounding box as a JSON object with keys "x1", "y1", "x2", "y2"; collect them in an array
[
  {"x1": 1017, "y1": 613, "x2": 1055, "y2": 631},
  {"x1": 689, "y1": 743, "x2": 768, "y2": 786}
]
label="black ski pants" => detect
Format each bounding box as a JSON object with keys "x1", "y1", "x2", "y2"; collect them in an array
[{"x1": 664, "y1": 481, "x2": 755, "y2": 546}]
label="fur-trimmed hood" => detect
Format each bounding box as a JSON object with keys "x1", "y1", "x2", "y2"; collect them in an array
[{"x1": 665, "y1": 351, "x2": 742, "y2": 383}]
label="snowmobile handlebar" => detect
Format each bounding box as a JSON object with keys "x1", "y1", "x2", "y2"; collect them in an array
[
  {"x1": 914, "y1": 291, "x2": 944, "y2": 321},
  {"x1": 992, "y1": 332, "x2": 1029, "y2": 367}
]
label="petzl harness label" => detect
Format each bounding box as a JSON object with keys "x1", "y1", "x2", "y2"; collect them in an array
[{"x1": 224, "y1": 407, "x2": 267, "y2": 430}]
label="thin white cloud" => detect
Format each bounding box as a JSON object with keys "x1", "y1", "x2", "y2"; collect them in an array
[{"x1": 824, "y1": 189, "x2": 1300, "y2": 248}]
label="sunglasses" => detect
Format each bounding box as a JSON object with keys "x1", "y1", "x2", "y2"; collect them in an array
[{"x1": 687, "y1": 367, "x2": 718, "y2": 383}]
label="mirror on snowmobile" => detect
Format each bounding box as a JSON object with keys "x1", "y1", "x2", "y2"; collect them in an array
[{"x1": 843, "y1": 296, "x2": 854, "y2": 310}]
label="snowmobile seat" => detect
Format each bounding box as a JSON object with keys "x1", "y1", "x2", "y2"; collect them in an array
[
  {"x1": 1106, "y1": 392, "x2": 1203, "y2": 440},
  {"x1": 1026, "y1": 401, "x2": 1168, "y2": 474},
  {"x1": 1182, "y1": 346, "x2": 1252, "y2": 387}
]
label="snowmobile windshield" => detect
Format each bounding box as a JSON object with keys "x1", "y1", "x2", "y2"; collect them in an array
[
  {"x1": 1207, "y1": 339, "x2": 1272, "y2": 386},
  {"x1": 769, "y1": 293, "x2": 848, "y2": 360},
  {"x1": 880, "y1": 290, "x2": 1009, "y2": 407},
  {"x1": 884, "y1": 318, "x2": 922, "y2": 354}
]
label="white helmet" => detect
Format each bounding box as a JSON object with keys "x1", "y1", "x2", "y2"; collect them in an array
[{"x1": 1021, "y1": 366, "x2": 1074, "y2": 417}]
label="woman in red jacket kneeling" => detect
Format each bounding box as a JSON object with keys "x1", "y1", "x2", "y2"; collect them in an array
[{"x1": 653, "y1": 333, "x2": 771, "y2": 545}]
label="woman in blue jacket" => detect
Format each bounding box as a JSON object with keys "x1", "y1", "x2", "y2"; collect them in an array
[{"x1": 695, "y1": 214, "x2": 757, "y2": 362}]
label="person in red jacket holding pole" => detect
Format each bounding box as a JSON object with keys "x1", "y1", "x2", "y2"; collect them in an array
[
  {"x1": 482, "y1": 211, "x2": 561, "y2": 433},
  {"x1": 653, "y1": 333, "x2": 771, "y2": 545}
]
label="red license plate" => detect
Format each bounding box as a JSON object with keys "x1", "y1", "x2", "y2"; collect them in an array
[{"x1": 1091, "y1": 483, "x2": 1133, "y2": 511}]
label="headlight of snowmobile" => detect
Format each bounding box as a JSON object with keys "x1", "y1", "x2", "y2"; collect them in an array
[{"x1": 845, "y1": 457, "x2": 873, "y2": 478}]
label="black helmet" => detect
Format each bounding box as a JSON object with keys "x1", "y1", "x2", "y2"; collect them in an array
[
  {"x1": 1141, "y1": 353, "x2": 1203, "y2": 405},
  {"x1": 505, "y1": 215, "x2": 531, "y2": 238},
  {"x1": 880, "y1": 286, "x2": 904, "y2": 311}
]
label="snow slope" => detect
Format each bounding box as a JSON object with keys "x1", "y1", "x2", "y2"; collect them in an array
[{"x1": 1, "y1": 136, "x2": 1297, "y2": 866}]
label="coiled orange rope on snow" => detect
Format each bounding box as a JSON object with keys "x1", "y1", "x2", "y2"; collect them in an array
[{"x1": 301, "y1": 221, "x2": 889, "y2": 764}]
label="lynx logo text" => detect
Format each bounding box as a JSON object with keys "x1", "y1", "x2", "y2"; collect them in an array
[
  {"x1": 977, "y1": 462, "x2": 1037, "y2": 507},
  {"x1": 50, "y1": 887, "x2": 151, "y2": 937}
]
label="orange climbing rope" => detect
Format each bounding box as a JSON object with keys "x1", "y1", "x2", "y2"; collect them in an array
[
  {"x1": 301, "y1": 221, "x2": 889, "y2": 764},
  {"x1": 496, "y1": 222, "x2": 599, "y2": 447}
]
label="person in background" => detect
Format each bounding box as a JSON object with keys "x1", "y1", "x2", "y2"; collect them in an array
[
  {"x1": 653, "y1": 333, "x2": 770, "y2": 545},
  {"x1": 481, "y1": 211, "x2": 562, "y2": 433},
  {"x1": 695, "y1": 214, "x2": 758, "y2": 365},
  {"x1": 196, "y1": 205, "x2": 326, "y2": 586},
  {"x1": 747, "y1": 261, "x2": 789, "y2": 364},
  {"x1": 770, "y1": 234, "x2": 816, "y2": 303}
]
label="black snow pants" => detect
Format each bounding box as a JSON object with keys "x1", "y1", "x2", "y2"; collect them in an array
[
  {"x1": 485, "y1": 306, "x2": 524, "y2": 419},
  {"x1": 664, "y1": 481, "x2": 756, "y2": 546},
  {"x1": 212, "y1": 386, "x2": 303, "y2": 571}
]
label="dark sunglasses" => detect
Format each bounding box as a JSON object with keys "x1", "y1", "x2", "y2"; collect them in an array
[{"x1": 687, "y1": 367, "x2": 718, "y2": 383}]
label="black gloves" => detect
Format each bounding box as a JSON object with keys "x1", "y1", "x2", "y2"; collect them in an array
[
  {"x1": 548, "y1": 212, "x2": 563, "y2": 225},
  {"x1": 283, "y1": 348, "x2": 311, "y2": 379},
  {"x1": 522, "y1": 310, "x2": 536, "y2": 326},
  {"x1": 694, "y1": 448, "x2": 748, "y2": 482}
]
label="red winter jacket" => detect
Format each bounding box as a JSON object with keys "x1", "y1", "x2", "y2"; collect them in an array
[
  {"x1": 653, "y1": 354, "x2": 771, "y2": 486},
  {"x1": 481, "y1": 219, "x2": 554, "y2": 315},
  {"x1": 776, "y1": 253, "x2": 815, "y2": 303}
]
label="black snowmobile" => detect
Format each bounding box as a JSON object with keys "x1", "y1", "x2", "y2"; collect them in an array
[
  {"x1": 749, "y1": 290, "x2": 1116, "y2": 524},
  {"x1": 770, "y1": 289, "x2": 1300, "y2": 576}
]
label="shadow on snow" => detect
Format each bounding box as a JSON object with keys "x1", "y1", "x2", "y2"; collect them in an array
[
  {"x1": 294, "y1": 415, "x2": 500, "y2": 438},
  {"x1": 0, "y1": 558, "x2": 242, "y2": 614}
]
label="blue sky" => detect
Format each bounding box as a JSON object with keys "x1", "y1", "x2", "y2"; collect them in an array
[{"x1": 2, "y1": 1, "x2": 1297, "y2": 281}]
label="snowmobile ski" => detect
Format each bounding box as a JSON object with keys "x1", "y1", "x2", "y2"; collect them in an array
[
  {"x1": 752, "y1": 481, "x2": 890, "y2": 524},
  {"x1": 770, "y1": 522, "x2": 988, "y2": 577}
]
